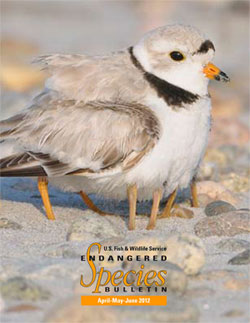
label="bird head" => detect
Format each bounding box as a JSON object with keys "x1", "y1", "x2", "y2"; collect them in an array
[{"x1": 133, "y1": 24, "x2": 229, "y2": 96}]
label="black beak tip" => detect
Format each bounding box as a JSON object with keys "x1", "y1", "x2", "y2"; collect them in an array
[{"x1": 219, "y1": 71, "x2": 230, "y2": 82}]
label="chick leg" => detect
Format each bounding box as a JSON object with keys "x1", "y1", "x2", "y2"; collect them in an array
[
  {"x1": 191, "y1": 179, "x2": 199, "y2": 207},
  {"x1": 146, "y1": 188, "x2": 163, "y2": 230},
  {"x1": 38, "y1": 176, "x2": 55, "y2": 220},
  {"x1": 79, "y1": 191, "x2": 113, "y2": 216},
  {"x1": 160, "y1": 188, "x2": 193, "y2": 219},
  {"x1": 127, "y1": 184, "x2": 137, "y2": 230},
  {"x1": 160, "y1": 189, "x2": 177, "y2": 218}
]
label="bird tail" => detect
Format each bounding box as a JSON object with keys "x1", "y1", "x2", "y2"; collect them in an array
[{"x1": 0, "y1": 152, "x2": 47, "y2": 177}]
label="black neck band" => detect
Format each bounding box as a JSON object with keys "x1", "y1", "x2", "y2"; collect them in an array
[{"x1": 128, "y1": 46, "x2": 199, "y2": 108}]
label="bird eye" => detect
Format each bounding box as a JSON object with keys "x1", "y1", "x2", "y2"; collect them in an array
[{"x1": 169, "y1": 51, "x2": 185, "y2": 61}]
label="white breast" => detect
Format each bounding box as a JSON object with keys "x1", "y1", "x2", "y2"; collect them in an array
[
  {"x1": 50, "y1": 95, "x2": 211, "y2": 201},
  {"x1": 126, "y1": 95, "x2": 211, "y2": 197}
]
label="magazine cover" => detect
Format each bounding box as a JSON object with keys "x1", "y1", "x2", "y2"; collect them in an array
[{"x1": 0, "y1": 1, "x2": 249, "y2": 322}]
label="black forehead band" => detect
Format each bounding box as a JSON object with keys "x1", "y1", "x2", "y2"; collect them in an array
[{"x1": 193, "y1": 40, "x2": 215, "y2": 55}]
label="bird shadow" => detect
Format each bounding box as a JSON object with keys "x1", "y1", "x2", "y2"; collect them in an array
[{"x1": 0, "y1": 177, "x2": 191, "y2": 220}]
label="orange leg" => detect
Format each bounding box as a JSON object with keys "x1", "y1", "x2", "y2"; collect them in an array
[
  {"x1": 160, "y1": 189, "x2": 177, "y2": 218},
  {"x1": 160, "y1": 187, "x2": 193, "y2": 219},
  {"x1": 37, "y1": 177, "x2": 55, "y2": 220},
  {"x1": 147, "y1": 188, "x2": 163, "y2": 230},
  {"x1": 191, "y1": 179, "x2": 199, "y2": 207},
  {"x1": 127, "y1": 184, "x2": 137, "y2": 230},
  {"x1": 79, "y1": 191, "x2": 113, "y2": 216}
]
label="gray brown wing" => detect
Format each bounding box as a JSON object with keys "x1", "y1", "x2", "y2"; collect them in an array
[
  {"x1": 0, "y1": 94, "x2": 160, "y2": 177},
  {"x1": 33, "y1": 52, "x2": 148, "y2": 103}
]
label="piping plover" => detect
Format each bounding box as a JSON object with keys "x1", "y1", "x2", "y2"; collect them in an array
[{"x1": 0, "y1": 24, "x2": 229, "y2": 229}]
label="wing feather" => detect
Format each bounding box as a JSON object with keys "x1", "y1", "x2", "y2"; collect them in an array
[
  {"x1": 0, "y1": 94, "x2": 160, "y2": 177},
  {"x1": 33, "y1": 51, "x2": 148, "y2": 103}
]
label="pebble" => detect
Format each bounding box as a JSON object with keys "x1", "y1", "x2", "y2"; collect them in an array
[
  {"x1": 45, "y1": 297, "x2": 117, "y2": 323},
  {"x1": 67, "y1": 212, "x2": 122, "y2": 241},
  {"x1": 165, "y1": 234, "x2": 205, "y2": 275},
  {"x1": 193, "y1": 270, "x2": 244, "y2": 281},
  {"x1": 0, "y1": 218, "x2": 22, "y2": 230},
  {"x1": 204, "y1": 200, "x2": 236, "y2": 216},
  {"x1": 185, "y1": 287, "x2": 214, "y2": 298},
  {"x1": 228, "y1": 249, "x2": 250, "y2": 265},
  {"x1": 164, "y1": 262, "x2": 188, "y2": 294},
  {"x1": 197, "y1": 161, "x2": 217, "y2": 181},
  {"x1": 170, "y1": 206, "x2": 194, "y2": 219},
  {"x1": 45, "y1": 244, "x2": 80, "y2": 258},
  {"x1": 195, "y1": 211, "x2": 250, "y2": 237},
  {"x1": 196, "y1": 181, "x2": 238, "y2": 205},
  {"x1": 1, "y1": 62, "x2": 45, "y2": 92},
  {"x1": 6, "y1": 304, "x2": 40, "y2": 312},
  {"x1": 0, "y1": 277, "x2": 50, "y2": 301},
  {"x1": 119, "y1": 297, "x2": 200, "y2": 323},
  {"x1": 124, "y1": 260, "x2": 188, "y2": 294},
  {"x1": 196, "y1": 194, "x2": 214, "y2": 207},
  {"x1": 223, "y1": 278, "x2": 250, "y2": 290},
  {"x1": 216, "y1": 238, "x2": 250, "y2": 252},
  {"x1": 220, "y1": 172, "x2": 250, "y2": 192},
  {"x1": 223, "y1": 309, "x2": 244, "y2": 317},
  {"x1": 204, "y1": 148, "x2": 228, "y2": 167}
]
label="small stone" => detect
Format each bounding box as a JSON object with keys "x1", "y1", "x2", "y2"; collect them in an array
[
  {"x1": 197, "y1": 161, "x2": 217, "y2": 181},
  {"x1": 228, "y1": 249, "x2": 250, "y2": 265},
  {"x1": 220, "y1": 172, "x2": 250, "y2": 192},
  {"x1": 197, "y1": 194, "x2": 214, "y2": 207},
  {"x1": 1, "y1": 62, "x2": 45, "y2": 92},
  {"x1": 185, "y1": 287, "x2": 214, "y2": 298},
  {"x1": 205, "y1": 200, "x2": 236, "y2": 216},
  {"x1": 216, "y1": 238, "x2": 250, "y2": 252},
  {"x1": 118, "y1": 297, "x2": 200, "y2": 323},
  {"x1": 125, "y1": 260, "x2": 187, "y2": 294},
  {"x1": 223, "y1": 278, "x2": 250, "y2": 290},
  {"x1": 171, "y1": 206, "x2": 194, "y2": 219},
  {"x1": 45, "y1": 244, "x2": 79, "y2": 258},
  {"x1": 6, "y1": 304, "x2": 40, "y2": 312},
  {"x1": 204, "y1": 148, "x2": 228, "y2": 167},
  {"x1": 195, "y1": 211, "x2": 250, "y2": 237},
  {"x1": 196, "y1": 181, "x2": 238, "y2": 205},
  {"x1": 45, "y1": 297, "x2": 117, "y2": 323},
  {"x1": 0, "y1": 277, "x2": 50, "y2": 301},
  {"x1": 0, "y1": 296, "x2": 4, "y2": 312},
  {"x1": 67, "y1": 212, "x2": 122, "y2": 242},
  {"x1": 223, "y1": 309, "x2": 244, "y2": 317},
  {"x1": 164, "y1": 262, "x2": 188, "y2": 294},
  {"x1": 193, "y1": 270, "x2": 244, "y2": 281},
  {"x1": 165, "y1": 234, "x2": 205, "y2": 275},
  {"x1": 0, "y1": 218, "x2": 22, "y2": 230}
]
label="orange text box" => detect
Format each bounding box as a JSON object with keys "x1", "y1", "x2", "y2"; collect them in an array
[{"x1": 81, "y1": 295, "x2": 167, "y2": 306}]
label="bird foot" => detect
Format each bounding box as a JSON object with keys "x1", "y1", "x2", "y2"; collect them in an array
[
  {"x1": 95, "y1": 210, "x2": 116, "y2": 217},
  {"x1": 159, "y1": 204, "x2": 194, "y2": 219},
  {"x1": 170, "y1": 205, "x2": 194, "y2": 219},
  {"x1": 78, "y1": 191, "x2": 115, "y2": 216}
]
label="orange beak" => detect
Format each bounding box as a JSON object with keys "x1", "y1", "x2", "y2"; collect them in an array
[{"x1": 203, "y1": 62, "x2": 230, "y2": 82}]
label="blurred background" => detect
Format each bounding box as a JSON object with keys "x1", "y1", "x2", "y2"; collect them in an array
[{"x1": 1, "y1": 0, "x2": 249, "y2": 192}]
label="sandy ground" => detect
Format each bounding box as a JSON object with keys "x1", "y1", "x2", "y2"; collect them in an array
[
  {"x1": 1, "y1": 1, "x2": 250, "y2": 322},
  {"x1": 0, "y1": 178, "x2": 250, "y2": 322}
]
